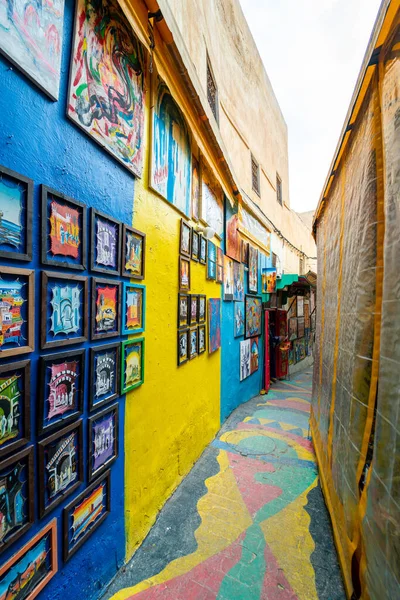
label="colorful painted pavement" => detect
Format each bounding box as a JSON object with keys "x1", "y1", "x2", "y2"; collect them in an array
[{"x1": 103, "y1": 370, "x2": 345, "y2": 600}]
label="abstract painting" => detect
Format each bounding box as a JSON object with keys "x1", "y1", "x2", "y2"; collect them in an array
[
  {"x1": 122, "y1": 225, "x2": 146, "y2": 280},
  {"x1": 234, "y1": 301, "x2": 244, "y2": 338},
  {"x1": 201, "y1": 160, "x2": 223, "y2": 238},
  {"x1": 189, "y1": 327, "x2": 198, "y2": 360},
  {"x1": 207, "y1": 241, "x2": 216, "y2": 281},
  {"x1": 233, "y1": 262, "x2": 244, "y2": 301},
  {"x1": 89, "y1": 343, "x2": 120, "y2": 411},
  {"x1": 63, "y1": 471, "x2": 110, "y2": 562},
  {"x1": 88, "y1": 405, "x2": 118, "y2": 481},
  {"x1": 121, "y1": 338, "x2": 144, "y2": 393},
  {"x1": 122, "y1": 283, "x2": 145, "y2": 335},
  {"x1": 179, "y1": 257, "x2": 190, "y2": 292},
  {"x1": 0, "y1": 267, "x2": 34, "y2": 358},
  {"x1": 248, "y1": 245, "x2": 259, "y2": 294},
  {"x1": 293, "y1": 338, "x2": 306, "y2": 363},
  {"x1": 91, "y1": 209, "x2": 121, "y2": 276},
  {"x1": 178, "y1": 293, "x2": 189, "y2": 329},
  {"x1": 189, "y1": 295, "x2": 198, "y2": 326},
  {"x1": 177, "y1": 328, "x2": 189, "y2": 366},
  {"x1": 0, "y1": 0, "x2": 64, "y2": 99},
  {"x1": 0, "y1": 360, "x2": 30, "y2": 459},
  {"x1": 240, "y1": 339, "x2": 251, "y2": 381},
  {"x1": 191, "y1": 230, "x2": 199, "y2": 261},
  {"x1": 262, "y1": 267, "x2": 277, "y2": 294},
  {"x1": 151, "y1": 76, "x2": 191, "y2": 216},
  {"x1": 0, "y1": 165, "x2": 33, "y2": 261},
  {"x1": 68, "y1": 0, "x2": 145, "y2": 175},
  {"x1": 191, "y1": 156, "x2": 200, "y2": 221},
  {"x1": 198, "y1": 324, "x2": 206, "y2": 354},
  {"x1": 208, "y1": 298, "x2": 221, "y2": 354},
  {"x1": 223, "y1": 256, "x2": 234, "y2": 301},
  {"x1": 199, "y1": 236, "x2": 207, "y2": 265},
  {"x1": 250, "y1": 337, "x2": 259, "y2": 374},
  {"x1": 225, "y1": 196, "x2": 240, "y2": 262},
  {"x1": 179, "y1": 219, "x2": 191, "y2": 258},
  {"x1": 198, "y1": 295, "x2": 206, "y2": 324},
  {"x1": 92, "y1": 279, "x2": 121, "y2": 340},
  {"x1": 245, "y1": 295, "x2": 262, "y2": 339}
]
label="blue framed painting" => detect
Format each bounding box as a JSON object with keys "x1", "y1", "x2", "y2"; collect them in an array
[
  {"x1": 207, "y1": 240, "x2": 216, "y2": 281},
  {"x1": 0, "y1": 359, "x2": 31, "y2": 459},
  {"x1": 90, "y1": 209, "x2": 121, "y2": 276},
  {"x1": 122, "y1": 283, "x2": 146, "y2": 335},
  {"x1": 234, "y1": 301, "x2": 245, "y2": 337},
  {"x1": 0, "y1": 165, "x2": 33, "y2": 262},
  {"x1": 89, "y1": 343, "x2": 120, "y2": 411},
  {"x1": 0, "y1": 267, "x2": 34, "y2": 358}
]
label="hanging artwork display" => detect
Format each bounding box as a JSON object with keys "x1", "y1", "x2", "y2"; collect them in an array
[
  {"x1": 121, "y1": 338, "x2": 144, "y2": 393},
  {"x1": 250, "y1": 337, "x2": 259, "y2": 374},
  {"x1": 241, "y1": 240, "x2": 249, "y2": 266},
  {"x1": 224, "y1": 196, "x2": 240, "y2": 262},
  {"x1": 293, "y1": 338, "x2": 306, "y2": 363},
  {"x1": 177, "y1": 328, "x2": 189, "y2": 366},
  {"x1": 178, "y1": 293, "x2": 189, "y2": 329},
  {"x1": 0, "y1": 360, "x2": 30, "y2": 459},
  {"x1": 0, "y1": 267, "x2": 34, "y2": 359},
  {"x1": 150, "y1": 76, "x2": 191, "y2": 216},
  {"x1": 179, "y1": 219, "x2": 191, "y2": 258},
  {"x1": 189, "y1": 295, "x2": 198, "y2": 326},
  {"x1": 239, "y1": 205, "x2": 271, "y2": 253},
  {"x1": 199, "y1": 236, "x2": 207, "y2": 265},
  {"x1": 0, "y1": 446, "x2": 34, "y2": 554},
  {"x1": 234, "y1": 302, "x2": 245, "y2": 338},
  {"x1": 191, "y1": 156, "x2": 200, "y2": 221},
  {"x1": 198, "y1": 295, "x2": 206, "y2": 324},
  {"x1": 207, "y1": 241, "x2": 217, "y2": 281},
  {"x1": 233, "y1": 262, "x2": 244, "y2": 302},
  {"x1": 297, "y1": 296, "x2": 304, "y2": 317},
  {"x1": 122, "y1": 283, "x2": 145, "y2": 335},
  {"x1": 198, "y1": 325, "x2": 206, "y2": 354},
  {"x1": 201, "y1": 160, "x2": 223, "y2": 238},
  {"x1": 240, "y1": 339, "x2": 251, "y2": 381},
  {"x1": 262, "y1": 267, "x2": 277, "y2": 294},
  {"x1": 88, "y1": 404, "x2": 118, "y2": 481},
  {"x1": 122, "y1": 225, "x2": 146, "y2": 280},
  {"x1": 208, "y1": 298, "x2": 221, "y2": 354},
  {"x1": 216, "y1": 247, "x2": 224, "y2": 284},
  {"x1": 289, "y1": 317, "x2": 298, "y2": 341},
  {"x1": 248, "y1": 246, "x2": 259, "y2": 294},
  {"x1": 89, "y1": 343, "x2": 120, "y2": 411},
  {"x1": 297, "y1": 317, "x2": 305, "y2": 339},
  {"x1": 38, "y1": 349, "x2": 85, "y2": 436},
  {"x1": 245, "y1": 295, "x2": 262, "y2": 339},
  {"x1": 68, "y1": 0, "x2": 145, "y2": 175},
  {"x1": 90, "y1": 209, "x2": 121, "y2": 276},
  {"x1": 223, "y1": 256, "x2": 234, "y2": 301},
  {"x1": 189, "y1": 327, "x2": 198, "y2": 360},
  {"x1": 41, "y1": 186, "x2": 87, "y2": 270},
  {"x1": 179, "y1": 257, "x2": 191, "y2": 292},
  {"x1": 0, "y1": 165, "x2": 33, "y2": 262},
  {"x1": 91, "y1": 279, "x2": 121, "y2": 341},
  {"x1": 38, "y1": 420, "x2": 83, "y2": 518},
  {"x1": 191, "y1": 230, "x2": 200, "y2": 262}
]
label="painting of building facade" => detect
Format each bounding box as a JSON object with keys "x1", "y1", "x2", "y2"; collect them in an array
[{"x1": 0, "y1": 279, "x2": 25, "y2": 350}]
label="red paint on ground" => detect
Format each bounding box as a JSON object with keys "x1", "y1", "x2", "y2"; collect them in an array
[{"x1": 261, "y1": 542, "x2": 297, "y2": 599}]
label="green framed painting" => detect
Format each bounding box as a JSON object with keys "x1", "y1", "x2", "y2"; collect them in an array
[{"x1": 121, "y1": 338, "x2": 145, "y2": 393}]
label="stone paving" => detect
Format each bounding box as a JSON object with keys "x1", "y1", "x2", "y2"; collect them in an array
[{"x1": 103, "y1": 370, "x2": 345, "y2": 600}]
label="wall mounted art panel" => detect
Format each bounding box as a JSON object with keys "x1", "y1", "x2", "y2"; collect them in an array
[
  {"x1": 199, "y1": 236, "x2": 207, "y2": 265},
  {"x1": 225, "y1": 196, "x2": 240, "y2": 262},
  {"x1": 0, "y1": 267, "x2": 34, "y2": 358},
  {"x1": 122, "y1": 225, "x2": 145, "y2": 279},
  {"x1": 89, "y1": 343, "x2": 120, "y2": 411},
  {"x1": 191, "y1": 156, "x2": 200, "y2": 221},
  {"x1": 244, "y1": 295, "x2": 262, "y2": 339},
  {"x1": 201, "y1": 160, "x2": 223, "y2": 238},
  {"x1": 207, "y1": 241, "x2": 216, "y2": 281},
  {"x1": 91, "y1": 278, "x2": 121, "y2": 341},
  {"x1": 179, "y1": 256, "x2": 190, "y2": 292},
  {"x1": 0, "y1": 360, "x2": 30, "y2": 459},
  {"x1": 208, "y1": 298, "x2": 221, "y2": 354},
  {"x1": 198, "y1": 324, "x2": 206, "y2": 354},
  {"x1": 191, "y1": 230, "x2": 199, "y2": 262},
  {"x1": 177, "y1": 328, "x2": 189, "y2": 366},
  {"x1": 198, "y1": 295, "x2": 206, "y2": 324},
  {"x1": 189, "y1": 327, "x2": 198, "y2": 360},
  {"x1": 262, "y1": 267, "x2": 277, "y2": 294},
  {"x1": 233, "y1": 262, "x2": 244, "y2": 301},
  {"x1": 234, "y1": 301, "x2": 244, "y2": 338},
  {"x1": 90, "y1": 209, "x2": 121, "y2": 276},
  {"x1": 216, "y1": 247, "x2": 223, "y2": 284},
  {"x1": 223, "y1": 256, "x2": 234, "y2": 301},
  {"x1": 250, "y1": 337, "x2": 259, "y2": 374},
  {"x1": 178, "y1": 293, "x2": 189, "y2": 329},
  {"x1": 248, "y1": 246, "x2": 258, "y2": 294},
  {"x1": 0, "y1": 165, "x2": 33, "y2": 261},
  {"x1": 179, "y1": 219, "x2": 191, "y2": 258},
  {"x1": 122, "y1": 283, "x2": 145, "y2": 335},
  {"x1": 121, "y1": 338, "x2": 144, "y2": 393},
  {"x1": 239, "y1": 339, "x2": 250, "y2": 381},
  {"x1": 88, "y1": 404, "x2": 118, "y2": 481}
]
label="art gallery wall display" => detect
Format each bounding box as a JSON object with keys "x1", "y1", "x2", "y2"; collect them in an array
[
  {"x1": 189, "y1": 327, "x2": 198, "y2": 360},
  {"x1": 199, "y1": 235, "x2": 207, "y2": 265},
  {"x1": 0, "y1": 360, "x2": 31, "y2": 459},
  {"x1": 208, "y1": 298, "x2": 221, "y2": 354},
  {"x1": 179, "y1": 256, "x2": 191, "y2": 292},
  {"x1": 179, "y1": 218, "x2": 192, "y2": 258},
  {"x1": 240, "y1": 339, "x2": 251, "y2": 381},
  {"x1": 191, "y1": 155, "x2": 200, "y2": 221},
  {"x1": 0, "y1": 165, "x2": 33, "y2": 262},
  {"x1": 88, "y1": 404, "x2": 118, "y2": 481},
  {"x1": 41, "y1": 186, "x2": 87, "y2": 270},
  {"x1": 262, "y1": 267, "x2": 277, "y2": 294},
  {"x1": 90, "y1": 209, "x2": 121, "y2": 276},
  {"x1": 89, "y1": 343, "x2": 120, "y2": 411},
  {"x1": 0, "y1": 266, "x2": 34, "y2": 358},
  {"x1": 41, "y1": 271, "x2": 88, "y2": 350},
  {"x1": 297, "y1": 317, "x2": 305, "y2": 339},
  {"x1": 297, "y1": 296, "x2": 304, "y2": 318},
  {"x1": 233, "y1": 262, "x2": 244, "y2": 301},
  {"x1": 244, "y1": 295, "x2": 262, "y2": 339},
  {"x1": 234, "y1": 301, "x2": 245, "y2": 338},
  {"x1": 178, "y1": 293, "x2": 189, "y2": 329},
  {"x1": 207, "y1": 241, "x2": 216, "y2": 281},
  {"x1": 63, "y1": 470, "x2": 110, "y2": 562},
  {"x1": 91, "y1": 278, "x2": 121, "y2": 341},
  {"x1": 0, "y1": 446, "x2": 34, "y2": 555},
  {"x1": 250, "y1": 337, "x2": 259, "y2": 374},
  {"x1": 122, "y1": 282, "x2": 146, "y2": 335},
  {"x1": 189, "y1": 294, "x2": 198, "y2": 326},
  {"x1": 38, "y1": 420, "x2": 84, "y2": 518},
  {"x1": 198, "y1": 294, "x2": 206, "y2": 324},
  {"x1": 122, "y1": 225, "x2": 146, "y2": 279},
  {"x1": 201, "y1": 159, "x2": 224, "y2": 238},
  {"x1": 223, "y1": 255, "x2": 234, "y2": 301},
  {"x1": 177, "y1": 328, "x2": 189, "y2": 366},
  {"x1": 0, "y1": 519, "x2": 58, "y2": 600},
  {"x1": 241, "y1": 240, "x2": 249, "y2": 266},
  {"x1": 191, "y1": 229, "x2": 199, "y2": 261},
  {"x1": 121, "y1": 338, "x2": 144, "y2": 393},
  {"x1": 198, "y1": 324, "x2": 206, "y2": 354},
  {"x1": 216, "y1": 247, "x2": 224, "y2": 284},
  {"x1": 289, "y1": 317, "x2": 298, "y2": 341},
  {"x1": 248, "y1": 245, "x2": 259, "y2": 294}
]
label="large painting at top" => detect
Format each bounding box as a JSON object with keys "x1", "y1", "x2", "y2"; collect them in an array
[
  {"x1": 0, "y1": 0, "x2": 64, "y2": 100},
  {"x1": 150, "y1": 76, "x2": 191, "y2": 216},
  {"x1": 201, "y1": 159, "x2": 223, "y2": 238},
  {"x1": 68, "y1": 0, "x2": 146, "y2": 176}
]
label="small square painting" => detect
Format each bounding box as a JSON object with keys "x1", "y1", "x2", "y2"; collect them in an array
[
  {"x1": 92, "y1": 279, "x2": 121, "y2": 340},
  {"x1": 122, "y1": 283, "x2": 145, "y2": 335},
  {"x1": 91, "y1": 209, "x2": 121, "y2": 276},
  {"x1": 122, "y1": 225, "x2": 146, "y2": 279},
  {"x1": 0, "y1": 165, "x2": 33, "y2": 261},
  {"x1": 121, "y1": 338, "x2": 144, "y2": 393}
]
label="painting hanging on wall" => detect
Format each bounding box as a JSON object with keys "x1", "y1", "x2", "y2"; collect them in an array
[
  {"x1": 304, "y1": 301, "x2": 310, "y2": 329},
  {"x1": 240, "y1": 339, "x2": 251, "y2": 381},
  {"x1": 250, "y1": 337, "x2": 259, "y2": 374},
  {"x1": 207, "y1": 241, "x2": 216, "y2": 281},
  {"x1": 191, "y1": 230, "x2": 199, "y2": 261},
  {"x1": 0, "y1": 360, "x2": 30, "y2": 459},
  {"x1": 216, "y1": 247, "x2": 224, "y2": 284},
  {"x1": 150, "y1": 76, "x2": 191, "y2": 216},
  {"x1": 289, "y1": 317, "x2": 298, "y2": 341},
  {"x1": 178, "y1": 293, "x2": 189, "y2": 329},
  {"x1": 201, "y1": 160, "x2": 223, "y2": 238},
  {"x1": 179, "y1": 219, "x2": 191, "y2": 258},
  {"x1": 0, "y1": 165, "x2": 33, "y2": 262},
  {"x1": 90, "y1": 209, "x2": 121, "y2": 276},
  {"x1": 198, "y1": 324, "x2": 206, "y2": 354},
  {"x1": 121, "y1": 338, "x2": 144, "y2": 393},
  {"x1": 233, "y1": 262, "x2": 244, "y2": 301},
  {"x1": 199, "y1": 236, "x2": 207, "y2": 265},
  {"x1": 38, "y1": 349, "x2": 85, "y2": 436},
  {"x1": 191, "y1": 156, "x2": 200, "y2": 221},
  {"x1": 88, "y1": 404, "x2": 118, "y2": 481},
  {"x1": 189, "y1": 327, "x2": 198, "y2": 360},
  {"x1": 122, "y1": 225, "x2": 146, "y2": 280},
  {"x1": 63, "y1": 470, "x2": 110, "y2": 562},
  {"x1": 297, "y1": 317, "x2": 305, "y2": 339},
  {"x1": 245, "y1": 295, "x2": 262, "y2": 339},
  {"x1": 234, "y1": 301, "x2": 245, "y2": 338},
  {"x1": 297, "y1": 296, "x2": 304, "y2": 317},
  {"x1": 223, "y1": 256, "x2": 234, "y2": 301},
  {"x1": 89, "y1": 343, "x2": 120, "y2": 411},
  {"x1": 177, "y1": 328, "x2": 189, "y2": 366},
  {"x1": 41, "y1": 186, "x2": 87, "y2": 270},
  {"x1": 68, "y1": 0, "x2": 145, "y2": 175},
  {"x1": 248, "y1": 246, "x2": 259, "y2": 294},
  {"x1": 224, "y1": 196, "x2": 240, "y2": 262},
  {"x1": 122, "y1": 283, "x2": 145, "y2": 335},
  {"x1": 241, "y1": 240, "x2": 249, "y2": 266},
  {"x1": 262, "y1": 267, "x2": 277, "y2": 294},
  {"x1": 0, "y1": 267, "x2": 34, "y2": 358},
  {"x1": 198, "y1": 294, "x2": 206, "y2": 324},
  {"x1": 293, "y1": 338, "x2": 306, "y2": 363},
  {"x1": 189, "y1": 295, "x2": 198, "y2": 326},
  {"x1": 0, "y1": 0, "x2": 64, "y2": 99},
  {"x1": 91, "y1": 279, "x2": 121, "y2": 340},
  {"x1": 179, "y1": 256, "x2": 191, "y2": 292},
  {"x1": 208, "y1": 298, "x2": 221, "y2": 354}
]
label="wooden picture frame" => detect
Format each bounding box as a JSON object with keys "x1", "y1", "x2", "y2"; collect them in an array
[
  {"x1": 121, "y1": 338, "x2": 145, "y2": 393},
  {"x1": 191, "y1": 229, "x2": 199, "y2": 261},
  {"x1": 122, "y1": 282, "x2": 146, "y2": 335},
  {"x1": 0, "y1": 266, "x2": 34, "y2": 358},
  {"x1": 0, "y1": 359, "x2": 31, "y2": 459},
  {"x1": 177, "y1": 328, "x2": 189, "y2": 366},
  {"x1": 189, "y1": 327, "x2": 198, "y2": 360},
  {"x1": 121, "y1": 224, "x2": 146, "y2": 279},
  {"x1": 91, "y1": 278, "x2": 121, "y2": 341},
  {"x1": 197, "y1": 294, "x2": 206, "y2": 324},
  {"x1": 248, "y1": 246, "x2": 259, "y2": 294},
  {"x1": 198, "y1": 324, "x2": 206, "y2": 354},
  {"x1": 89, "y1": 342, "x2": 120, "y2": 411},
  {"x1": 90, "y1": 208, "x2": 122, "y2": 276},
  {"x1": 189, "y1": 294, "x2": 198, "y2": 325},
  {"x1": 178, "y1": 293, "x2": 189, "y2": 329},
  {"x1": 179, "y1": 256, "x2": 191, "y2": 292},
  {"x1": 244, "y1": 295, "x2": 262, "y2": 339},
  {"x1": 0, "y1": 164, "x2": 33, "y2": 262},
  {"x1": 41, "y1": 271, "x2": 88, "y2": 350},
  {"x1": 179, "y1": 218, "x2": 191, "y2": 258},
  {"x1": 199, "y1": 235, "x2": 207, "y2": 265},
  {"x1": 88, "y1": 404, "x2": 118, "y2": 481},
  {"x1": 41, "y1": 185, "x2": 87, "y2": 270}
]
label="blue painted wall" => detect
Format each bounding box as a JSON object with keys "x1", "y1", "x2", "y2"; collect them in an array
[{"x1": 0, "y1": 0, "x2": 133, "y2": 597}]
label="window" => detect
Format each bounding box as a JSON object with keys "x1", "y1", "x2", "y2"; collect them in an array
[
  {"x1": 276, "y1": 174, "x2": 282, "y2": 205},
  {"x1": 207, "y1": 58, "x2": 218, "y2": 123},
  {"x1": 272, "y1": 252, "x2": 277, "y2": 268},
  {"x1": 251, "y1": 155, "x2": 260, "y2": 196}
]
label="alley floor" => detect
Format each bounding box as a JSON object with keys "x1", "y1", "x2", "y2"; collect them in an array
[{"x1": 103, "y1": 370, "x2": 345, "y2": 600}]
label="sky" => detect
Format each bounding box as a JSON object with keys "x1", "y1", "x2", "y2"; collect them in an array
[{"x1": 238, "y1": 0, "x2": 382, "y2": 213}]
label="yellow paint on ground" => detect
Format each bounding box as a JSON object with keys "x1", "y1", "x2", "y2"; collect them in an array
[
  {"x1": 243, "y1": 416, "x2": 308, "y2": 436},
  {"x1": 257, "y1": 396, "x2": 311, "y2": 407},
  {"x1": 220, "y1": 429, "x2": 315, "y2": 462}
]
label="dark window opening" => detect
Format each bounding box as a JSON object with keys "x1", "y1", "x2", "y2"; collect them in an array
[
  {"x1": 276, "y1": 174, "x2": 282, "y2": 205},
  {"x1": 207, "y1": 58, "x2": 218, "y2": 123},
  {"x1": 251, "y1": 155, "x2": 260, "y2": 196}
]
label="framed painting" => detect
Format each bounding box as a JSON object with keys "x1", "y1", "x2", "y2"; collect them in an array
[
  {"x1": 88, "y1": 404, "x2": 118, "y2": 481},
  {"x1": 41, "y1": 186, "x2": 87, "y2": 270},
  {"x1": 177, "y1": 329, "x2": 189, "y2": 366},
  {"x1": 241, "y1": 240, "x2": 249, "y2": 266},
  {"x1": 179, "y1": 219, "x2": 191, "y2": 258},
  {"x1": 0, "y1": 267, "x2": 34, "y2": 358},
  {"x1": 38, "y1": 420, "x2": 83, "y2": 519},
  {"x1": 191, "y1": 156, "x2": 200, "y2": 221},
  {"x1": 0, "y1": 446, "x2": 34, "y2": 555},
  {"x1": 179, "y1": 256, "x2": 191, "y2": 292},
  {"x1": 207, "y1": 241, "x2": 216, "y2": 281},
  {"x1": 225, "y1": 196, "x2": 240, "y2": 262},
  {"x1": 191, "y1": 230, "x2": 200, "y2": 261},
  {"x1": 245, "y1": 295, "x2": 262, "y2": 339},
  {"x1": 91, "y1": 278, "x2": 121, "y2": 341},
  {"x1": 41, "y1": 271, "x2": 88, "y2": 350},
  {"x1": 198, "y1": 325, "x2": 206, "y2": 354},
  {"x1": 250, "y1": 337, "x2": 259, "y2": 374},
  {"x1": 121, "y1": 338, "x2": 144, "y2": 393},
  {"x1": 198, "y1": 294, "x2": 206, "y2": 324},
  {"x1": 240, "y1": 339, "x2": 251, "y2": 381},
  {"x1": 216, "y1": 247, "x2": 223, "y2": 284},
  {"x1": 297, "y1": 296, "x2": 304, "y2": 318},
  {"x1": 233, "y1": 262, "x2": 244, "y2": 301},
  {"x1": 63, "y1": 470, "x2": 110, "y2": 563},
  {"x1": 262, "y1": 267, "x2": 277, "y2": 294},
  {"x1": 178, "y1": 293, "x2": 189, "y2": 329},
  {"x1": 289, "y1": 317, "x2": 298, "y2": 341},
  {"x1": 0, "y1": 360, "x2": 30, "y2": 459},
  {"x1": 121, "y1": 225, "x2": 146, "y2": 280},
  {"x1": 189, "y1": 327, "x2": 198, "y2": 360},
  {"x1": 297, "y1": 317, "x2": 305, "y2": 338},
  {"x1": 89, "y1": 343, "x2": 120, "y2": 411},
  {"x1": 201, "y1": 159, "x2": 223, "y2": 239},
  {"x1": 189, "y1": 294, "x2": 198, "y2": 326},
  {"x1": 0, "y1": 165, "x2": 33, "y2": 261},
  {"x1": 0, "y1": 519, "x2": 58, "y2": 599},
  {"x1": 199, "y1": 236, "x2": 207, "y2": 265},
  {"x1": 234, "y1": 302, "x2": 245, "y2": 338},
  {"x1": 68, "y1": 0, "x2": 146, "y2": 175},
  {"x1": 208, "y1": 298, "x2": 221, "y2": 354},
  {"x1": 90, "y1": 209, "x2": 121, "y2": 276},
  {"x1": 248, "y1": 246, "x2": 259, "y2": 294},
  {"x1": 223, "y1": 256, "x2": 234, "y2": 301},
  {"x1": 122, "y1": 283, "x2": 146, "y2": 335}
]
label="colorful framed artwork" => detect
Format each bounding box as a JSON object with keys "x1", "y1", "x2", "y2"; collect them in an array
[
  {"x1": 0, "y1": 519, "x2": 58, "y2": 599},
  {"x1": 121, "y1": 338, "x2": 144, "y2": 393},
  {"x1": 189, "y1": 327, "x2": 198, "y2": 360},
  {"x1": 245, "y1": 295, "x2": 262, "y2": 339},
  {"x1": 201, "y1": 159, "x2": 223, "y2": 239},
  {"x1": 178, "y1": 293, "x2": 189, "y2": 329},
  {"x1": 41, "y1": 186, "x2": 87, "y2": 270},
  {"x1": 216, "y1": 247, "x2": 224, "y2": 284},
  {"x1": 250, "y1": 337, "x2": 259, "y2": 374},
  {"x1": 0, "y1": 360, "x2": 30, "y2": 459},
  {"x1": 38, "y1": 420, "x2": 83, "y2": 519},
  {"x1": 262, "y1": 267, "x2": 277, "y2": 294},
  {"x1": 191, "y1": 230, "x2": 200, "y2": 261},
  {"x1": 180, "y1": 219, "x2": 191, "y2": 258},
  {"x1": 289, "y1": 317, "x2": 298, "y2": 341},
  {"x1": 198, "y1": 294, "x2": 206, "y2": 324},
  {"x1": 0, "y1": 446, "x2": 34, "y2": 555},
  {"x1": 63, "y1": 470, "x2": 110, "y2": 562},
  {"x1": 240, "y1": 339, "x2": 251, "y2": 381},
  {"x1": 191, "y1": 156, "x2": 200, "y2": 221},
  {"x1": 207, "y1": 241, "x2": 216, "y2": 281},
  {"x1": 91, "y1": 279, "x2": 121, "y2": 341},
  {"x1": 241, "y1": 240, "x2": 249, "y2": 266},
  {"x1": 89, "y1": 343, "x2": 120, "y2": 411},
  {"x1": 233, "y1": 262, "x2": 244, "y2": 301},
  {"x1": 90, "y1": 209, "x2": 121, "y2": 276},
  {"x1": 297, "y1": 317, "x2": 305, "y2": 338},
  {"x1": 189, "y1": 294, "x2": 198, "y2": 326},
  {"x1": 0, "y1": 165, "x2": 33, "y2": 261},
  {"x1": 248, "y1": 246, "x2": 259, "y2": 294},
  {"x1": 223, "y1": 256, "x2": 234, "y2": 301},
  {"x1": 0, "y1": 267, "x2": 34, "y2": 358},
  {"x1": 121, "y1": 225, "x2": 146, "y2": 280},
  {"x1": 88, "y1": 404, "x2": 118, "y2": 481},
  {"x1": 37, "y1": 350, "x2": 85, "y2": 436},
  {"x1": 208, "y1": 298, "x2": 221, "y2": 354},
  {"x1": 179, "y1": 256, "x2": 191, "y2": 292},
  {"x1": 177, "y1": 328, "x2": 189, "y2": 366},
  {"x1": 41, "y1": 271, "x2": 88, "y2": 350},
  {"x1": 234, "y1": 301, "x2": 245, "y2": 338},
  {"x1": 198, "y1": 325, "x2": 206, "y2": 354},
  {"x1": 122, "y1": 283, "x2": 146, "y2": 335},
  {"x1": 199, "y1": 236, "x2": 207, "y2": 265},
  {"x1": 225, "y1": 196, "x2": 240, "y2": 262},
  {"x1": 297, "y1": 296, "x2": 304, "y2": 317}
]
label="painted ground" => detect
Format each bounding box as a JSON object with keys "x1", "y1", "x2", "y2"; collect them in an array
[{"x1": 103, "y1": 370, "x2": 345, "y2": 600}]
